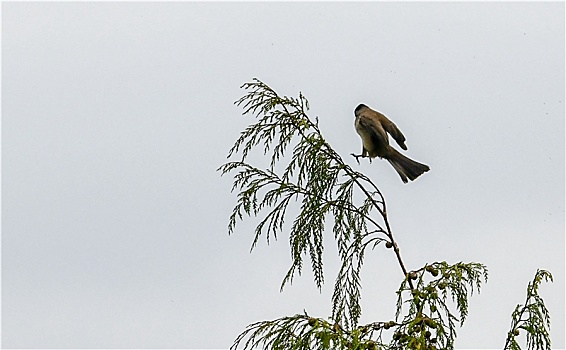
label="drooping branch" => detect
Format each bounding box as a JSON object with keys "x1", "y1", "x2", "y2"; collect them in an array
[{"x1": 219, "y1": 79, "x2": 415, "y2": 328}]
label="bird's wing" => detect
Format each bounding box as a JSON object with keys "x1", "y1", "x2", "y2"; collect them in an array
[
  {"x1": 357, "y1": 113, "x2": 388, "y2": 148},
  {"x1": 381, "y1": 117, "x2": 407, "y2": 151}
]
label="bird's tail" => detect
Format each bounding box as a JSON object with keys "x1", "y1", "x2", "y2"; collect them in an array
[{"x1": 387, "y1": 149, "x2": 430, "y2": 183}]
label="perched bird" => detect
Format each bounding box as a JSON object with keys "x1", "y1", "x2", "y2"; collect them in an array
[{"x1": 352, "y1": 104, "x2": 430, "y2": 183}]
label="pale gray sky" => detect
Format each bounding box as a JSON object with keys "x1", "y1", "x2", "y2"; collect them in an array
[{"x1": 2, "y1": 2, "x2": 564, "y2": 349}]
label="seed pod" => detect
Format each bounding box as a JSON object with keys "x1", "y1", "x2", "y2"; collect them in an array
[
  {"x1": 308, "y1": 318, "x2": 318, "y2": 327},
  {"x1": 386, "y1": 242, "x2": 393, "y2": 249},
  {"x1": 514, "y1": 329, "x2": 520, "y2": 336},
  {"x1": 425, "y1": 330, "x2": 431, "y2": 338},
  {"x1": 367, "y1": 340, "x2": 377, "y2": 350},
  {"x1": 425, "y1": 265, "x2": 439, "y2": 277},
  {"x1": 409, "y1": 271, "x2": 418, "y2": 280}
]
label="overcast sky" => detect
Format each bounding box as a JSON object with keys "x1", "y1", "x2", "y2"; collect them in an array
[{"x1": 2, "y1": 2, "x2": 564, "y2": 349}]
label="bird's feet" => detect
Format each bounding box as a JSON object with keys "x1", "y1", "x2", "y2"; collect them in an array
[{"x1": 350, "y1": 153, "x2": 365, "y2": 165}]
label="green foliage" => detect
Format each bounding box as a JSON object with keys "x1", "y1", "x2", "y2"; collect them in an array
[
  {"x1": 394, "y1": 262, "x2": 488, "y2": 350},
  {"x1": 230, "y1": 313, "x2": 349, "y2": 350},
  {"x1": 504, "y1": 269, "x2": 553, "y2": 350},
  {"x1": 229, "y1": 259, "x2": 489, "y2": 350},
  {"x1": 220, "y1": 79, "x2": 553, "y2": 350},
  {"x1": 230, "y1": 312, "x2": 406, "y2": 350}
]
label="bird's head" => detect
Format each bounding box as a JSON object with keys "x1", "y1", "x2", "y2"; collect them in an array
[{"x1": 354, "y1": 103, "x2": 368, "y2": 117}]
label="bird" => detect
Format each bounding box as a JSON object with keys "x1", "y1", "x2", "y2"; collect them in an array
[{"x1": 352, "y1": 103, "x2": 430, "y2": 183}]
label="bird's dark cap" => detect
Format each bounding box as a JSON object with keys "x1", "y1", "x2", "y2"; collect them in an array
[{"x1": 354, "y1": 104, "x2": 368, "y2": 113}]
